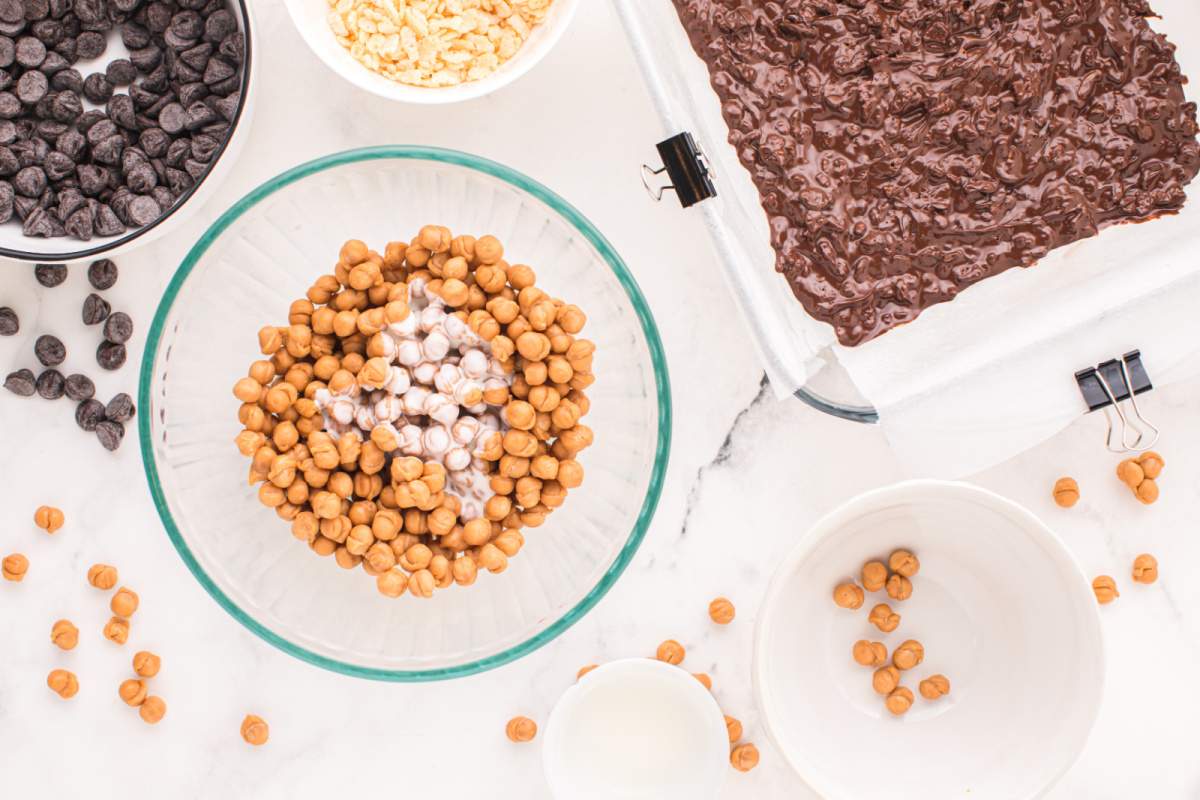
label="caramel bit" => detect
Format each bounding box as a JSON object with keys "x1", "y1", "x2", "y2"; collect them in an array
[
  {"x1": 861, "y1": 560, "x2": 888, "y2": 592},
  {"x1": 872, "y1": 665, "x2": 901, "y2": 695},
  {"x1": 655, "y1": 639, "x2": 685, "y2": 665},
  {"x1": 1118, "y1": 452, "x2": 1165, "y2": 505},
  {"x1": 867, "y1": 603, "x2": 900, "y2": 633},
  {"x1": 505, "y1": 716, "x2": 537, "y2": 743},
  {"x1": 103, "y1": 616, "x2": 130, "y2": 644},
  {"x1": 2, "y1": 553, "x2": 28, "y2": 582},
  {"x1": 50, "y1": 619, "x2": 79, "y2": 651},
  {"x1": 724, "y1": 715, "x2": 743, "y2": 744},
  {"x1": 1093, "y1": 575, "x2": 1120, "y2": 604},
  {"x1": 1053, "y1": 477, "x2": 1080, "y2": 508},
  {"x1": 47, "y1": 669, "x2": 78, "y2": 699},
  {"x1": 885, "y1": 573, "x2": 913, "y2": 602},
  {"x1": 133, "y1": 651, "x2": 162, "y2": 678},
  {"x1": 110, "y1": 587, "x2": 140, "y2": 618},
  {"x1": 892, "y1": 640, "x2": 924, "y2": 671},
  {"x1": 693, "y1": 673, "x2": 713, "y2": 690},
  {"x1": 119, "y1": 678, "x2": 148, "y2": 707},
  {"x1": 140, "y1": 697, "x2": 167, "y2": 725},
  {"x1": 730, "y1": 743, "x2": 760, "y2": 772},
  {"x1": 241, "y1": 714, "x2": 269, "y2": 745},
  {"x1": 1132, "y1": 554, "x2": 1159, "y2": 585},
  {"x1": 919, "y1": 674, "x2": 951, "y2": 701},
  {"x1": 888, "y1": 550, "x2": 919, "y2": 578},
  {"x1": 34, "y1": 505, "x2": 65, "y2": 533},
  {"x1": 885, "y1": 686, "x2": 915, "y2": 716},
  {"x1": 852, "y1": 640, "x2": 888, "y2": 668},
  {"x1": 832, "y1": 582, "x2": 865, "y2": 610},
  {"x1": 87, "y1": 563, "x2": 118, "y2": 590},
  {"x1": 708, "y1": 596, "x2": 736, "y2": 625},
  {"x1": 576, "y1": 664, "x2": 597, "y2": 681}
]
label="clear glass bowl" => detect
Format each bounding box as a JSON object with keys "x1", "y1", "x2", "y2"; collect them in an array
[{"x1": 138, "y1": 147, "x2": 672, "y2": 681}]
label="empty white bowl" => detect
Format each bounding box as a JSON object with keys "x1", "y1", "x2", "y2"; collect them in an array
[
  {"x1": 754, "y1": 481, "x2": 1103, "y2": 800},
  {"x1": 543, "y1": 658, "x2": 729, "y2": 800},
  {"x1": 284, "y1": 0, "x2": 579, "y2": 104}
]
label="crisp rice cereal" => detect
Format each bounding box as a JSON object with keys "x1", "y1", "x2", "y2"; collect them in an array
[{"x1": 327, "y1": 0, "x2": 554, "y2": 87}]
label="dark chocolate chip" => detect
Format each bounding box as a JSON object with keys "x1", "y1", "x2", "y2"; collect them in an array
[
  {"x1": 157, "y1": 100, "x2": 183, "y2": 133},
  {"x1": 126, "y1": 160, "x2": 155, "y2": 192},
  {"x1": 24, "y1": 0, "x2": 50, "y2": 22},
  {"x1": 107, "y1": 92, "x2": 136, "y2": 129},
  {"x1": 121, "y1": 21, "x2": 150, "y2": 49},
  {"x1": 87, "y1": 257, "x2": 117, "y2": 289},
  {"x1": 96, "y1": 339, "x2": 125, "y2": 369},
  {"x1": 35, "y1": 367, "x2": 64, "y2": 398},
  {"x1": 75, "y1": 396, "x2": 104, "y2": 429},
  {"x1": 126, "y1": 192, "x2": 157, "y2": 224},
  {"x1": 81, "y1": 71, "x2": 112, "y2": 103},
  {"x1": 32, "y1": 19, "x2": 63, "y2": 46},
  {"x1": 4, "y1": 367, "x2": 35, "y2": 395},
  {"x1": 64, "y1": 373, "x2": 94, "y2": 401},
  {"x1": 43, "y1": 149, "x2": 72, "y2": 179},
  {"x1": 14, "y1": 35, "x2": 46, "y2": 68},
  {"x1": 205, "y1": 9, "x2": 236, "y2": 43},
  {"x1": 0, "y1": 304, "x2": 17, "y2": 334},
  {"x1": 40, "y1": 50, "x2": 67, "y2": 74},
  {"x1": 50, "y1": 67, "x2": 82, "y2": 93},
  {"x1": 48, "y1": 89, "x2": 81, "y2": 122},
  {"x1": 179, "y1": 41, "x2": 210, "y2": 71},
  {"x1": 15, "y1": 68, "x2": 46, "y2": 103},
  {"x1": 74, "y1": 0, "x2": 110, "y2": 27},
  {"x1": 34, "y1": 261, "x2": 66, "y2": 286},
  {"x1": 75, "y1": 29, "x2": 105, "y2": 59},
  {"x1": 105, "y1": 57, "x2": 136, "y2": 86},
  {"x1": 64, "y1": 204, "x2": 92, "y2": 238},
  {"x1": 0, "y1": 90, "x2": 21, "y2": 117},
  {"x1": 82, "y1": 291, "x2": 109, "y2": 324},
  {"x1": 13, "y1": 164, "x2": 46, "y2": 196},
  {"x1": 91, "y1": 133, "x2": 123, "y2": 164},
  {"x1": 0, "y1": 119, "x2": 15, "y2": 143},
  {"x1": 95, "y1": 419, "x2": 123, "y2": 450},
  {"x1": 138, "y1": 126, "x2": 167, "y2": 156},
  {"x1": 103, "y1": 310, "x2": 132, "y2": 343},
  {"x1": 77, "y1": 163, "x2": 108, "y2": 195},
  {"x1": 93, "y1": 200, "x2": 122, "y2": 235},
  {"x1": 104, "y1": 391, "x2": 134, "y2": 421},
  {"x1": 0, "y1": 0, "x2": 20, "y2": 24},
  {"x1": 34, "y1": 333, "x2": 64, "y2": 365},
  {"x1": 22, "y1": 205, "x2": 57, "y2": 235}
]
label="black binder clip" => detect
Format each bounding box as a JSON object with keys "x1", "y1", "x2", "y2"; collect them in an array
[
  {"x1": 1074, "y1": 350, "x2": 1159, "y2": 453},
  {"x1": 640, "y1": 132, "x2": 716, "y2": 209}
]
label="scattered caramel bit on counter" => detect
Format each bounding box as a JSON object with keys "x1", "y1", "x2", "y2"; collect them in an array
[
  {"x1": 1132, "y1": 554, "x2": 1159, "y2": 585},
  {"x1": 140, "y1": 696, "x2": 167, "y2": 725},
  {"x1": 708, "y1": 597, "x2": 736, "y2": 625},
  {"x1": 1136, "y1": 479, "x2": 1160, "y2": 505},
  {"x1": 1053, "y1": 477, "x2": 1080, "y2": 508},
  {"x1": 1139, "y1": 451, "x2": 1165, "y2": 480},
  {"x1": 241, "y1": 714, "x2": 269, "y2": 746},
  {"x1": 724, "y1": 715, "x2": 743, "y2": 743},
  {"x1": 505, "y1": 716, "x2": 537, "y2": 743},
  {"x1": 110, "y1": 587, "x2": 139, "y2": 617},
  {"x1": 50, "y1": 619, "x2": 79, "y2": 651},
  {"x1": 655, "y1": 639, "x2": 685, "y2": 665},
  {"x1": 888, "y1": 550, "x2": 920, "y2": 578},
  {"x1": 833, "y1": 582, "x2": 865, "y2": 610},
  {"x1": 103, "y1": 616, "x2": 130, "y2": 644},
  {"x1": 1116, "y1": 459, "x2": 1145, "y2": 488},
  {"x1": 1092, "y1": 575, "x2": 1119, "y2": 604},
  {"x1": 852, "y1": 640, "x2": 888, "y2": 668},
  {"x1": 87, "y1": 563, "x2": 118, "y2": 590},
  {"x1": 872, "y1": 665, "x2": 901, "y2": 695},
  {"x1": 861, "y1": 560, "x2": 888, "y2": 592},
  {"x1": 119, "y1": 678, "x2": 147, "y2": 707},
  {"x1": 730, "y1": 743, "x2": 760, "y2": 772},
  {"x1": 919, "y1": 674, "x2": 951, "y2": 701},
  {"x1": 576, "y1": 664, "x2": 597, "y2": 680},
  {"x1": 1118, "y1": 452, "x2": 1164, "y2": 505},
  {"x1": 47, "y1": 669, "x2": 78, "y2": 699},
  {"x1": 892, "y1": 640, "x2": 924, "y2": 671},
  {"x1": 2, "y1": 553, "x2": 28, "y2": 582},
  {"x1": 886, "y1": 573, "x2": 913, "y2": 601},
  {"x1": 885, "y1": 686, "x2": 915, "y2": 716},
  {"x1": 133, "y1": 651, "x2": 162, "y2": 678},
  {"x1": 693, "y1": 673, "x2": 712, "y2": 690},
  {"x1": 867, "y1": 603, "x2": 900, "y2": 633},
  {"x1": 34, "y1": 505, "x2": 65, "y2": 533}
]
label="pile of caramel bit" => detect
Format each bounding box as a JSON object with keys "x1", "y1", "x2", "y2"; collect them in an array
[
  {"x1": 233, "y1": 227, "x2": 595, "y2": 600},
  {"x1": 834, "y1": 550, "x2": 951, "y2": 717}
]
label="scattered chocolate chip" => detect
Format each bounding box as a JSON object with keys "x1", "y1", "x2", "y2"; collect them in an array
[
  {"x1": 14, "y1": 69, "x2": 46, "y2": 103},
  {"x1": 105, "y1": 58, "x2": 136, "y2": 86},
  {"x1": 103, "y1": 310, "x2": 132, "y2": 343},
  {"x1": 82, "y1": 71, "x2": 113, "y2": 104},
  {"x1": 74, "y1": 397, "x2": 104, "y2": 429},
  {"x1": 75, "y1": 30, "x2": 105, "y2": 59},
  {"x1": 104, "y1": 392, "x2": 134, "y2": 422},
  {"x1": 35, "y1": 367, "x2": 63, "y2": 399},
  {"x1": 87, "y1": 257, "x2": 117, "y2": 289},
  {"x1": 96, "y1": 339, "x2": 125, "y2": 370},
  {"x1": 96, "y1": 419, "x2": 124, "y2": 450},
  {"x1": 14, "y1": 36, "x2": 46, "y2": 69},
  {"x1": 4, "y1": 367, "x2": 35, "y2": 396},
  {"x1": 82, "y1": 292, "x2": 110, "y2": 325},
  {"x1": 64, "y1": 372, "x2": 94, "y2": 401},
  {"x1": 0, "y1": 305, "x2": 17, "y2": 335},
  {"x1": 34, "y1": 333, "x2": 64, "y2": 366},
  {"x1": 34, "y1": 262, "x2": 67, "y2": 287}
]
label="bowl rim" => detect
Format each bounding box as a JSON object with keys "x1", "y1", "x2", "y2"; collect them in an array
[
  {"x1": 751, "y1": 479, "x2": 1105, "y2": 799},
  {"x1": 282, "y1": 0, "x2": 579, "y2": 105},
  {"x1": 138, "y1": 145, "x2": 672, "y2": 682},
  {"x1": 0, "y1": 0, "x2": 255, "y2": 264}
]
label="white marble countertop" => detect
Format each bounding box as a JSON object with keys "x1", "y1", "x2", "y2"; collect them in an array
[{"x1": 2, "y1": 2, "x2": 1199, "y2": 797}]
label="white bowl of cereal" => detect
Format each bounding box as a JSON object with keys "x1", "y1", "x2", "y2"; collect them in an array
[
  {"x1": 754, "y1": 480, "x2": 1104, "y2": 800},
  {"x1": 140, "y1": 146, "x2": 670, "y2": 680},
  {"x1": 283, "y1": 0, "x2": 578, "y2": 104}
]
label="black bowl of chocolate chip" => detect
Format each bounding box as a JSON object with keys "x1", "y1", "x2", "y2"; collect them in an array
[{"x1": 0, "y1": 0, "x2": 254, "y2": 262}]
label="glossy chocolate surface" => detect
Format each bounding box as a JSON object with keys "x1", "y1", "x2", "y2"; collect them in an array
[{"x1": 672, "y1": 0, "x2": 1200, "y2": 345}]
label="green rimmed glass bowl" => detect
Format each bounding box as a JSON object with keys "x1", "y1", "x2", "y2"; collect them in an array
[{"x1": 139, "y1": 146, "x2": 671, "y2": 681}]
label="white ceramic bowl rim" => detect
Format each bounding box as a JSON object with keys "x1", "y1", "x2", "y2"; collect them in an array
[
  {"x1": 137, "y1": 145, "x2": 673, "y2": 682},
  {"x1": 752, "y1": 479, "x2": 1105, "y2": 799},
  {"x1": 0, "y1": 0, "x2": 255, "y2": 263},
  {"x1": 283, "y1": 0, "x2": 579, "y2": 105}
]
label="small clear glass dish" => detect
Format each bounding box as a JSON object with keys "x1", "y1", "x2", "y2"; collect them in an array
[{"x1": 138, "y1": 146, "x2": 671, "y2": 681}]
